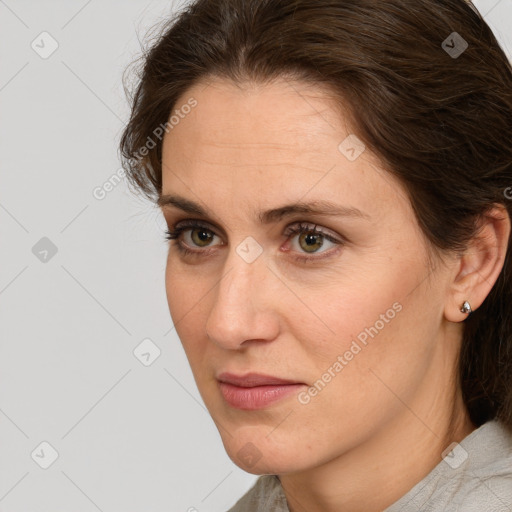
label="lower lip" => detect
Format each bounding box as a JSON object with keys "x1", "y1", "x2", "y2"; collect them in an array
[{"x1": 218, "y1": 382, "x2": 305, "y2": 410}]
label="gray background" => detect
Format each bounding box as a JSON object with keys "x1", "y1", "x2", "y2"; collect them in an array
[{"x1": 0, "y1": 1, "x2": 510, "y2": 511}]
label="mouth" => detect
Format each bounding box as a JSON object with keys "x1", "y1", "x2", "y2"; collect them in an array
[{"x1": 217, "y1": 372, "x2": 307, "y2": 410}]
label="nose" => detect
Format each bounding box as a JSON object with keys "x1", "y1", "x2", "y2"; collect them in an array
[{"x1": 205, "y1": 248, "x2": 280, "y2": 350}]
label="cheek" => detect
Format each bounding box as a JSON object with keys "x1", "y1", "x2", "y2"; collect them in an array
[
  {"x1": 308, "y1": 271, "x2": 437, "y2": 419},
  {"x1": 301, "y1": 253, "x2": 435, "y2": 387},
  {"x1": 165, "y1": 252, "x2": 209, "y2": 313},
  {"x1": 165, "y1": 262, "x2": 209, "y2": 350},
  {"x1": 301, "y1": 273, "x2": 403, "y2": 355}
]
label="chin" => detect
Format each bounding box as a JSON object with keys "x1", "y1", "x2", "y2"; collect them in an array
[{"x1": 218, "y1": 423, "x2": 316, "y2": 475}]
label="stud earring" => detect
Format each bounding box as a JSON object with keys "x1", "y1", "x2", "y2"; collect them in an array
[{"x1": 460, "y1": 300, "x2": 472, "y2": 314}]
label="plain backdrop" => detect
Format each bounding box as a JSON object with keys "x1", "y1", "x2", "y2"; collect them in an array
[{"x1": 0, "y1": 1, "x2": 511, "y2": 511}]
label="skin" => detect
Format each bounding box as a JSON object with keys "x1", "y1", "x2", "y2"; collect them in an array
[{"x1": 158, "y1": 76, "x2": 510, "y2": 512}]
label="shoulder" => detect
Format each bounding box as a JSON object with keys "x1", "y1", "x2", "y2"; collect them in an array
[
  {"x1": 386, "y1": 419, "x2": 512, "y2": 512},
  {"x1": 437, "y1": 421, "x2": 512, "y2": 511},
  {"x1": 227, "y1": 474, "x2": 288, "y2": 512}
]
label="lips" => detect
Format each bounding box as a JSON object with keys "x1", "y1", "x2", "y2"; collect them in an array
[
  {"x1": 217, "y1": 372, "x2": 302, "y2": 387},
  {"x1": 217, "y1": 372, "x2": 306, "y2": 410}
]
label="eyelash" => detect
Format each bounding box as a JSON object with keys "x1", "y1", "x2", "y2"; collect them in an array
[{"x1": 164, "y1": 220, "x2": 344, "y2": 263}]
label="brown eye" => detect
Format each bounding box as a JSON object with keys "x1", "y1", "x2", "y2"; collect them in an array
[
  {"x1": 298, "y1": 231, "x2": 324, "y2": 253},
  {"x1": 190, "y1": 228, "x2": 215, "y2": 247},
  {"x1": 165, "y1": 221, "x2": 223, "y2": 254},
  {"x1": 284, "y1": 222, "x2": 342, "y2": 258}
]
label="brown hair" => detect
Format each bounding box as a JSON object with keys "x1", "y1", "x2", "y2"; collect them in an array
[{"x1": 119, "y1": 0, "x2": 512, "y2": 430}]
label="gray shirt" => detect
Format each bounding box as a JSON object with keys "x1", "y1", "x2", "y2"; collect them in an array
[{"x1": 227, "y1": 419, "x2": 512, "y2": 511}]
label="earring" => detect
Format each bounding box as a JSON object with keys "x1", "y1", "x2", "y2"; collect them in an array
[{"x1": 460, "y1": 300, "x2": 472, "y2": 314}]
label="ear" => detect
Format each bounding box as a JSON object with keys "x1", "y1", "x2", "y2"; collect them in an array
[{"x1": 444, "y1": 204, "x2": 511, "y2": 323}]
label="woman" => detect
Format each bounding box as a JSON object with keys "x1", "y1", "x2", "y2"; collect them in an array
[{"x1": 119, "y1": 0, "x2": 512, "y2": 510}]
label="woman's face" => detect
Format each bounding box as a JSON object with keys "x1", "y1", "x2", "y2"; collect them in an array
[{"x1": 160, "y1": 77, "x2": 458, "y2": 474}]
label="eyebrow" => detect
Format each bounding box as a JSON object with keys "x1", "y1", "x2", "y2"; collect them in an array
[{"x1": 157, "y1": 194, "x2": 371, "y2": 223}]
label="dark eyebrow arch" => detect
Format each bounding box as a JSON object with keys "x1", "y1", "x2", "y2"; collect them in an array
[{"x1": 157, "y1": 194, "x2": 371, "y2": 223}]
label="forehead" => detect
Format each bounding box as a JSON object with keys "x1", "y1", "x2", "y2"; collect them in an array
[
  {"x1": 165, "y1": 76, "x2": 352, "y2": 149},
  {"x1": 160, "y1": 76, "x2": 410, "y2": 223}
]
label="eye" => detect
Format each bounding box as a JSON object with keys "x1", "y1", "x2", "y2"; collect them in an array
[
  {"x1": 283, "y1": 222, "x2": 344, "y2": 260},
  {"x1": 182, "y1": 226, "x2": 216, "y2": 247},
  {"x1": 164, "y1": 219, "x2": 344, "y2": 262},
  {"x1": 164, "y1": 219, "x2": 222, "y2": 256}
]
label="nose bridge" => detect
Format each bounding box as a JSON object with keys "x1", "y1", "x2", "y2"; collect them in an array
[
  {"x1": 218, "y1": 256, "x2": 255, "y2": 313},
  {"x1": 205, "y1": 244, "x2": 277, "y2": 348}
]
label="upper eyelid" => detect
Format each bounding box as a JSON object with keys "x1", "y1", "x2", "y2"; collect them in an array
[
  {"x1": 171, "y1": 218, "x2": 225, "y2": 237},
  {"x1": 171, "y1": 219, "x2": 336, "y2": 234},
  {"x1": 173, "y1": 218, "x2": 217, "y2": 229},
  {"x1": 283, "y1": 222, "x2": 342, "y2": 241}
]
